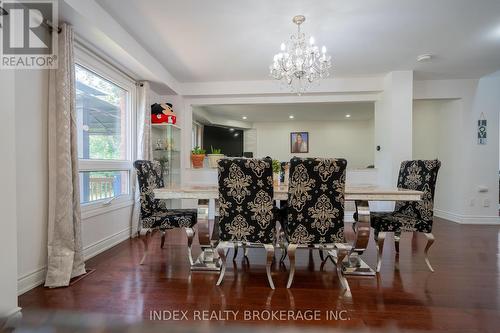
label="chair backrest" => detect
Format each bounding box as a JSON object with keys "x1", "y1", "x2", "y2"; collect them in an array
[
  {"x1": 134, "y1": 160, "x2": 164, "y2": 219},
  {"x1": 395, "y1": 160, "x2": 441, "y2": 226},
  {"x1": 218, "y1": 157, "x2": 275, "y2": 244},
  {"x1": 286, "y1": 157, "x2": 347, "y2": 245}
]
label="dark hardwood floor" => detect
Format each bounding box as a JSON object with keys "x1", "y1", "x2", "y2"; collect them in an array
[{"x1": 19, "y1": 218, "x2": 500, "y2": 332}]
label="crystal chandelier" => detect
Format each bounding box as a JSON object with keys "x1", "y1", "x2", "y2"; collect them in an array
[{"x1": 270, "y1": 15, "x2": 332, "y2": 95}]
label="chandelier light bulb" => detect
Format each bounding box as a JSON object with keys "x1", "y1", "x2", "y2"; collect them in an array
[
  {"x1": 322, "y1": 46, "x2": 327, "y2": 54},
  {"x1": 309, "y1": 36, "x2": 315, "y2": 45},
  {"x1": 280, "y1": 43, "x2": 286, "y2": 51}
]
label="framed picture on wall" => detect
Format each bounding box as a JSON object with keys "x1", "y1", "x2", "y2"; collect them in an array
[{"x1": 290, "y1": 132, "x2": 309, "y2": 153}]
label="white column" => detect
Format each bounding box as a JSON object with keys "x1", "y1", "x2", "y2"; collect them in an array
[
  {"x1": 374, "y1": 71, "x2": 413, "y2": 210},
  {"x1": 0, "y1": 70, "x2": 20, "y2": 320}
]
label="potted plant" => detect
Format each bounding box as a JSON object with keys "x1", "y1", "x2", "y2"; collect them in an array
[
  {"x1": 272, "y1": 159, "x2": 281, "y2": 186},
  {"x1": 207, "y1": 146, "x2": 224, "y2": 168},
  {"x1": 191, "y1": 146, "x2": 206, "y2": 168}
]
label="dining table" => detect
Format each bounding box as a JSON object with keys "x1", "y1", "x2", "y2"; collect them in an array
[{"x1": 154, "y1": 185, "x2": 422, "y2": 276}]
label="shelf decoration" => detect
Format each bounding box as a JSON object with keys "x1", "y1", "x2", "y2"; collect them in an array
[
  {"x1": 477, "y1": 112, "x2": 487, "y2": 145},
  {"x1": 151, "y1": 102, "x2": 177, "y2": 124}
]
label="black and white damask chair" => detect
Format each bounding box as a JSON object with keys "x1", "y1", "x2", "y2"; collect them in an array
[
  {"x1": 284, "y1": 157, "x2": 352, "y2": 292},
  {"x1": 370, "y1": 159, "x2": 441, "y2": 272},
  {"x1": 216, "y1": 157, "x2": 278, "y2": 289},
  {"x1": 134, "y1": 160, "x2": 197, "y2": 265}
]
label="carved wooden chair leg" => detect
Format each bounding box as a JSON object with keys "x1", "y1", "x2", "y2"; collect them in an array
[
  {"x1": 376, "y1": 232, "x2": 386, "y2": 272},
  {"x1": 319, "y1": 249, "x2": 325, "y2": 262},
  {"x1": 243, "y1": 243, "x2": 249, "y2": 259},
  {"x1": 160, "y1": 230, "x2": 166, "y2": 249},
  {"x1": 279, "y1": 242, "x2": 287, "y2": 264},
  {"x1": 185, "y1": 227, "x2": 195, "y2": 266},
  {"x1": 140, "y1": 230, "x2": 151, "y2": 265},
  {"x1": 424, "y1": 233, "x2": 435, "y2": 272},
  {"x1": 264, "y1": 244, "x2": 276, "y2": 289},
  {"x1": 216, "y1": 242, "x2": 229, "y2": 286},
  {"x1": 394, "y1": 231, "x2": 401, "y2": 255},
  {"x1": 286, "y1": 244, "x2": 298, "y2": 288},
  {"x1": 232, "y1": 243, "x2": 239, "y2": 261}
]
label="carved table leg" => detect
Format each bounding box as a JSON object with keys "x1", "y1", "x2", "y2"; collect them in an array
[
  {"x1": 341, "y1": 200, "x2": 376, "y2": 276},
  {"x1": 191, "y1": 198, "x2": 221, "y2": 271}
]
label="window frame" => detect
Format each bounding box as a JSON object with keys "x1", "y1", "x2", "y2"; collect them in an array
[
  {"x1": 74, "y1": 45, "x2": 137, "y2": 216},
  {"x1": 192, "y1": 121, "x2": 203, "y2": 149}
]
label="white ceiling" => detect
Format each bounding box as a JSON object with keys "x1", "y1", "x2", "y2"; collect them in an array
[
  {"x1": 194, "y1": 102, "x2": 374, "y2": 123},
  {"x1": 97, "y1": 0, "x2": 500, "y2": 82}
]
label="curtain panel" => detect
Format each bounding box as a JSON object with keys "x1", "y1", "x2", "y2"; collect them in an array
[
  {"x1": 45, "y1": 23, "x2": 86, "y2": 287},
  {"x1": 132, "y1": 81, "x2": 153, "y2": 235}
]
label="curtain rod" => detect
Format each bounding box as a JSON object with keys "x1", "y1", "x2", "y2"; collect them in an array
[{"x1": 42, "y1": 18, "x2": 62, "y2": 34}]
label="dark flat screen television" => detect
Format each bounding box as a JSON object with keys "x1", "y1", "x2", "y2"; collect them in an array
[{"x1": 203, "y1": 125, "x2": 243, "y2": 157}]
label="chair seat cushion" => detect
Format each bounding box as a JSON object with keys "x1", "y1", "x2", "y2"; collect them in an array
[
  {"x1": 142, "y1": 209, "x2": 197, "y2": 230},
  {"x1": 371, "y1": 211, "x2": 431, "y2": 233},
  {"x1": 158, "y1": 209, "x2": 197, "y2": 229}
]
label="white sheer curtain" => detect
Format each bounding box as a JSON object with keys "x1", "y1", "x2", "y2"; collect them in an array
[
  {"x1": 132, "y1": 81, "x2": 153, "y2": 234},
  {"x1": 45, "y1": 23, "x2": 86, "y2": 287}
]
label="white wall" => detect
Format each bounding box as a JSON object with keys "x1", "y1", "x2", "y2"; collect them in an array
[
  {"x1": 413, "y1": 100, "x2": 441, "y2": 160},
  {"x1": 412, "y1": 99, "x2": 463, "y2": 217},
  {"x1": 374, "y1": 71, "x2": 414, "y2": 211},
  {"x1": 462, "y1": 74, "x2": 500, "y2": 221},
  {"x1": 0, "y1": 70, "x2": 20, "y2": 319},
  {"x1": 15, "y1": 70, "x2": 50, "y2": 294},
  {"x1": 375, "y1": 71, "x2": 414, "y2": 187},
  {"x1": 414, "y1": 77, "x2": 500, "y2": 224},
  {"x1": 251, "y1": 119, "x2": 374, "y2": 169}
]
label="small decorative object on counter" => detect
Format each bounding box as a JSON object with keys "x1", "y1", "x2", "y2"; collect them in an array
[
  {"x1": 156, "y1": 156, "x2": 170, "y2": 180},
  {"x1": 191, "y1": 146, "x2": 206, "y2": 168},
  {"x1": 207, "y1": 146, "x2": 224, "y2": 168},
  {"x1": 272, "y1": 159, "x2": 281, "y2": 186},
  {"x1": 155, "y1": 139, "x2": 163, "y2": 150},
  {"x1": 151, "y1": 103, "x2": 177, "y2": 124}
]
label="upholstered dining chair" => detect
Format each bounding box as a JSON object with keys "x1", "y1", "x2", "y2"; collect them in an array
[
  {"x1": 284, "y1": 157, "x2": 352, "y2": 292},
  {"x1": 370, "y1": 159, "x2": 441, "y2": 272},
  {"x1": 134, "y1": 160, "x2": 197, "y2": 265},
  {"x1": 216, "y1": 157, "x2": 278, "y2": 289}
]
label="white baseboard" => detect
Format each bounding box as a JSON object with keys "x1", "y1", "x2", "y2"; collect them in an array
[
  {"x1": 17, "y1": 227, "x2": 132, "y2": 296},
  {"x1": 434, "y1": 209, "x2": 500, "y2": 224},
  {"x1": 17, "y1": 267, "x2": 47, "y2": 296},
  {"x1": 82, "y1": 227, "x2": 132, "y2": 260}
]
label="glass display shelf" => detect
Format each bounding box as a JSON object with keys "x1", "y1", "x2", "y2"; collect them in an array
[{"x1": 151, "y1": 123, "x2": 181, "y2": 187}]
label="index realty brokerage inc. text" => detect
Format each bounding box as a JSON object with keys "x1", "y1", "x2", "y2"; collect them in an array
[{"x1": 150, "y1": 310, "x2": 351, "y2": 321}]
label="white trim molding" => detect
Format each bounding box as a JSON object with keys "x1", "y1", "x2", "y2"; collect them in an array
[
  {"x1": 82, "y1": 227, "x2": 132, "y2": 259},
  {"x1": 17, "y1": 268, "x2": 47, "y2": 296},
  {"x1": 435, "y1": 209, "x2": 500, "y2": 224},
  {"x1": 17, "y1": 227, "x2": 132, "y2": 296}
]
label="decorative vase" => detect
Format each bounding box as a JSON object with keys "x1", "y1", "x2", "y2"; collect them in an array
[
  {"x1": 207, "y1": 154, "x2": 224, "y2": 168},
  {"x1": 191, "y1": 154, "x2": 205, "y2": 168}
]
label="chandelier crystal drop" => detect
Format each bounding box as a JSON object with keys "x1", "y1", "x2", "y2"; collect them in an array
[{"x1": 269, "y1": 15, "x2": 332, "y2": 95}]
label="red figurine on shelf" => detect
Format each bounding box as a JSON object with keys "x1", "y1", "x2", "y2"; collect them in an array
[{"x1": 151, "y1": 103, "x2": 177, "y2": 124}]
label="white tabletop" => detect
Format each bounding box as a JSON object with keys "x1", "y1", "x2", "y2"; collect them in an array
[{"x1": 154, "y1": 185, "x2": 422, "y2": 202}]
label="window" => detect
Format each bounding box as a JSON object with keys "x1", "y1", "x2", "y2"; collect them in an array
[
  {"x1": 192, "y1": 121, "x2": 203, "y2": 149},
  {"x1": 75, "y1": 47, "x2": 136, "y2": 208}
]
